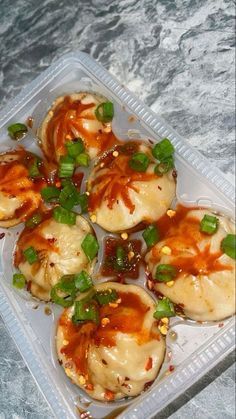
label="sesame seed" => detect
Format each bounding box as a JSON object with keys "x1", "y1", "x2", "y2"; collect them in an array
[
  {"x1": 85, "y1": 191, "x2": 90, "y2": 196},
  {"x1": 166, "y1": 280, "x2": 174, "y2": 287},
  {"x1": 101, "y1": 317, "x2": 110, "y2": 326},
  {"x1": 48, "y1": 111, "x2": 53, "y2": 117},
  {"x1": 112, "y1": 151, "x2": 119, "y2": 157},
  {"x1": 100, "y1": 162, "x2": 105, "y2": 168},
  {"x1": 78, "y1": 375, "x2": 86, "y2": 385},
  {"x1": 109, "y1": 302, "x2": 118, "y2": 308},
  {"x1": 159, "y1": 325, "x2": 168, "y2": 335},
  {"x1": 167, "y1": 209, "x2": 176, "y2": 218},
  {"x1": 128, "y1": 251, "x2": 135, "y2": 260},
  {"x1": 103, "y1": 124, "x2": 112, "y2": 133},
  {"x1": 121, "y1": 232, "x2": 128, "y2": 240},
  {"x1": 90, "y1": 214, "x2": 97, "y2": 223},
  {"x1": 63, "y1": 340, "x2": 69, "y2": 346},
  {"x1": 161, "y1": 317, "x2": 169, "y2": 325}
]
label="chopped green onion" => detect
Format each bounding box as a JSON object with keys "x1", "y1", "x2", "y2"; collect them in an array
[
  {"x1": 114, "y1": 246, "x2": 126, "y2": 271},
  {"x1": 41, "y1": 186, "x2": 60, "y2": 202},
  {"x1": 23, "y1": 246, "x2": 38, "y2": 264},
  {"x1": 76, "y1": 153, "x2": 90, "y2": 167},
  {"x1": 51, "y1": 281, "x2": 76, "y2": 307},
  {"x1": 8, "y1": 123, "x2": 28, "y2": 140},
  {"x1": 58, "y1": 155, "x2": 75, "y2": 178},
  {"x1": 153, "y1": 298, "x2": 175, "y2": 319},
  {"x1": 12, "y1": 273, "x2": 26, "y2": 289},
  {"x1": 28, "y1": 157, "x2": 41, "y2": 178},
  {"x1": 200, "y1": 214, "x2": 219, "y2": 235},
  {"x1": 95, "y1": 289, "x2": 118, "y2": 305},
  {"x1": 58, "y1": 275, "x2": 77, "y2": 293},
  {"x1": 59, "y1": 182, "x2": 80, "y2": 210},
  {"x1": 142, "y1": 225, "x2": 160, "y2": 248},
  {"x1": 221, "y1": 234, "x2": 236, "y2": 260},
  {"x1": 154, "y1": 156, "x2": 174, "y2": 175},
  {"x1": 155, "y1": 264, "x2": 177, "y2": 282},
  {"x1": 25, "y1": 213, "x2": 42, "y2": 228},
  {"x1": 129, "y1": 152, "x2": 150, "y2": 172},
  {"x1": 53, "y1": 206, "x2": 76, "y2": 225},
  {"x1": 74, "y1": 271, "x2": 93, "y2": 292},
  {"x1": 95, "y1": 102, "x2": 114, "y2": 123},
  {"x1": 66, "y1": 139, "x2": 84, "y2": 157},
  {"x1": 72, "y1": 299, "x2": 99, "y2": 324},
  {"x1": 152, "y1": 138, "x2": 174, "y2": 161},
  {"x1": 81, "y1": 233, "x2": 99, "y2": 261},
  {"x1": 77, "y1": 193, "x2": 88, "y2": 213}
]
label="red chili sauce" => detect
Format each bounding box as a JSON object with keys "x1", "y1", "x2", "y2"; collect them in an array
[
  {"x1": 59, "y1": 291, "x2": 158, "y2": 378},
  {"x1": 101, "y1": 237, "x2": 142, "y2": 280},
  {"x1": 152, "y1": 205, "x2": 232, "y2": 279},
  {"x1": 45, "y1": 96, "x2": 119, "y2": 161},
  {"x1": 88, "y1": 142, "x2": 158, "y2": 214}
]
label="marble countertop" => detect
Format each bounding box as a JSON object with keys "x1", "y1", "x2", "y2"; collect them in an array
[{"x1": 0, "y1": 0, "x2": 235, "y2": 418}]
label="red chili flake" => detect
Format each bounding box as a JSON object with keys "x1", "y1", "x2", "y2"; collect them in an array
[
  {"x1": 50, "y1": 262, "x2": 55, "y2": 267},
  {"x1": 218, "y1": 323, "x2": 224, "y2": 328},
  {"x1": 169, "y1": 365, "x2": 175, "y2": 372},
  {"x1": 172, "y1": 169, "x2": 177, "y2": 178},
  {"x1": 0, "y1": 233, "x2": 5, "y2": 240},
  {"x1": 47, "y1": 237, "x2": 56, "y2": 244},
  {"x1": 26, "y1": 281, "x2": 32, "y2": 291},
  {"x1": 148, "y1": 139, "x2": 154, "y2": 144},
  {"x1": 58, "y1": 359, "x2": 63, "y2": 365},
  {"x1": 145, "y1": 357, "x2": 153, "y2": 371},
  {"x1": 125, "y1": 376, "x2": 130, "y2": 381},
  {"x1": 102, "y1": 359, "x2": 108, "y2": 365},
  {"x1": 104, "y1": 389, "x2": 115, "y2": 401},
  {"x1": 85, "y1": 383, "x2": 94, "y2": 391},
  {"x1": 158, "y1": 185, "x2": 162, "y2": 190}
]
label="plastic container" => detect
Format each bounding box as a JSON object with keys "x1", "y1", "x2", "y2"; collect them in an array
[{"x1": 0, "y1": 52, "x2": 235, "y2": 419}]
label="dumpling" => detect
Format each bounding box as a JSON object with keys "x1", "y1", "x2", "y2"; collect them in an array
[
  {"x1": 0, "y1": 149, "x2": 43, "y2": 228},
  {"x1": 145, "y1": 206, "x2": 236, "y2": 321},
  {"x1": 14, "y1": 215, "x2": 96, "y2": 301},
  {"x1": 87, "y1": 142, "x2": 176, "y2": 232},
  {"x1": 38, "y1": 93, "x2": 118, "y2": 162},
  {"x1": 56, "y1": 282, "x2": 165, "y2": 401}
]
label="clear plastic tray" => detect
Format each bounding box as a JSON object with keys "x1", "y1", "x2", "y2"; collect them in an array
[{"x1": 0, "y1": 52, "x2": 235, "y2": 419}]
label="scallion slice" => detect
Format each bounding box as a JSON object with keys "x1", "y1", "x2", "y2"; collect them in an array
[
  {"x1": 8, "y1": 123, "x2": 28, "y2": 140},
  {"x1": 155, "y1": 264, "x2": 177, "y2": 282},
  {"x1": 59, "y1": 182, "x2": 80, "y2": 210},
  {"x1": 41, "y1": 186, "x2": 60, "y2": 202},
  {"x1": 74, "y1": 271, "x2": 93, "y2": 292},
  {"x1": 114, "y1": 246, "x2": 126, "y2": 271},
  {"x1": 200, "y1": 214, "x2": 219, "y2": 235},
  {"x1": 58, "y1": 155, "x2": 75, "y2": 178},
  {"x1": 129, "y1": 152, "x2": 150, "y2": 172},
  {"x1": 72, "y1": 299, "x2": 99, "y2": 324},
  {"x1": 50, "y1": 280, "x2": 76, "y2": 307},
  {"x1": 152, "y1": 138, "x2": 174, "y2": 161},
  {"x1": 76, "y1": 152, "x2": 90, "y2": 167},
  {"x1": 53, "y1": 206, "x2": 76, "y2": 225},
  {"x1": 77, "y1": 193, "x2": 88, "y2": 213},
  {"x1": 142, "y1": 225, "x2": 160, "y2": 248},
  {"x1": 95, "y1": 289, "x2": 118, "y2": 305},
  {"x1": 12, "y1": 273, "x2": 26, "y2": 289},
  {"x1": 23, "y1": 246, "x2": 38, "y2": 264},
  {"x1": 154, "y1": 156, "x2": 174, "y2": 175},
  {"x1": 66, "y1": 139, "x2": 84, "y2": 157},
  {"x1": 95, "y1": 102, "x2": 114, "y2": 123},
  {"x1": 28, "y1": 158, "x2": 41, "y2": 178},
  {"x1": 25, "y1": 213, "x2": 42, "y2": 228},
  {"x1": 153, "y1": 298, "x2": 175, "y2": 319},
  {"x1": 221, "y1": 234, "x2": 236, "y2": 260},
  {"x1": 81, "y1": 233, "x2": 99, "y2": 261}
]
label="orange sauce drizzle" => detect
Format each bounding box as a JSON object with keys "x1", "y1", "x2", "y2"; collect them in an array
[
  {"x1": 59, "y1": 291, "x2": 158, "y2": 378},
  {"x1": 88, "y1": 145, "x2": 158, "y2": 214},
  {"x1": 153, "y1": 205, "x2": 232, "y2": 278},
  {"x1": 45, "y1": 96, "x2": 119, "y2": 160}
]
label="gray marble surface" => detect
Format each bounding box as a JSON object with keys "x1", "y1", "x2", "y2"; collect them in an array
[{"x1": 0, "y1": 0, "x2": 235, "y2": 418}]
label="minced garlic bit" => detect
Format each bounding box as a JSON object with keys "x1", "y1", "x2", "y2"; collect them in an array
[
  {"x1": 167, "y1": 209, "x2": 176, "y2": 218},
  {"x1": 109, "y1": 302, "x2": 118, "y2": 308},
  {"x1": 128, "y1": 251, "x2": 135, "y2": 261},
  {"x1": 101, "y1": 317, "x2": 110, "y2": 326},
  {"x1": 90, "y1": 214, "x2": 97, "y2": 223},
  {"x1": 161, "y1": 317, "x2": 169, "y2": 325},
  {"x1": 121, "y1": 232, "x2": 128, "y2": 240},
  {"x1": 112, "y1": 150, "x2": 119, "y2": 157},
  {"x1": 161, "y1": 246, "x2": 172, "y2": 255},
  {"x1": 166, "y1": 280, "x2": 175, "y2": 287},
  {"x1": 159, "y1": 325, "x2": 168, "y2": 335},
  {"x1": 78, "y1": 375, "x2": 86, "y2": 385},
  {"x1": 85, "y1": 191, "x2": 90, "y2": 196}
]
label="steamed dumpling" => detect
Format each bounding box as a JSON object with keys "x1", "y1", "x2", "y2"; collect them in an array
[
  {"x1": 145, "y1": 207, "x2": 236, "y2": 321},
  {"x1": 38, "y1": 93, "x2": 118, "y2": 162},
  {"x1": 87, "y1": 142, "x2": 176, "y2": 232},
  {"x1": 0, "y1": 149, "x2": 43, "y2": 228},
  {"x1": 15, "y1": 215, "x2": 96, "y2": 301},
  {"x1": 56, "y1": 282, "x2": 165, "y2": 401}
]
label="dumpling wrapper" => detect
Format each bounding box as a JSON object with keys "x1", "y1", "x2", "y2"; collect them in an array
[
  {"x1": 146, "y1": 208, "x2": 236, "y2": 321},
  {"x1": 87, "y1": 142, "x2": 176, "y2": 232},
  {"x1": 38, "y1": 93, "x2": 118, "y2": 162},
  {"x1": 57, "y1": 282, "x2": 166, "y2": 401},
  {"x1": 15, "y1": 215, "x2": 96, "y2": 301},
  {"x1": 0, "y1": 150, "x2": 43, "y2": 228}
]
